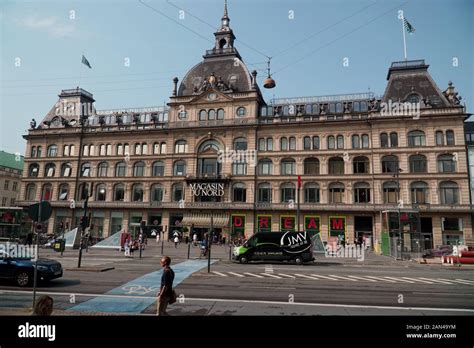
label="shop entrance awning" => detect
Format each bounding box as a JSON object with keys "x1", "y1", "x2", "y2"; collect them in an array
[{"x1": 182, "y1": 213, "x2": 230, "y2": 227}]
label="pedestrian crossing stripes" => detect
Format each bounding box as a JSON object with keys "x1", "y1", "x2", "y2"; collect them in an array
[{"x1": 207, "y1": 272, "x2": 474, "y2": 285}]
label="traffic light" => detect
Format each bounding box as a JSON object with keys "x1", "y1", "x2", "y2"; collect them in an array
[{"x1": 80, "y1": 216, "x2": 89, "y2": 231}]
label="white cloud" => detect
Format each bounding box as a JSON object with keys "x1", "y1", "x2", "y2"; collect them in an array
[{"x1": 16, "y1": 15, "x2": 76, "y2": 38}]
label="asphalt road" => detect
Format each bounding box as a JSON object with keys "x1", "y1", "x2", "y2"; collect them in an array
[{"x1": 0, "y1": 243, "x2": 473, "y2": 315}]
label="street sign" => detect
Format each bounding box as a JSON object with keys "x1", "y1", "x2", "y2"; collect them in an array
[{"x1": 28, "y1": 201, "x2": 53, "y2": 222}]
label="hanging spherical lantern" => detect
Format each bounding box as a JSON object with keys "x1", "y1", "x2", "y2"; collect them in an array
[{"x1": 263, "y1": 58, "x2": 276, "y2": 89}]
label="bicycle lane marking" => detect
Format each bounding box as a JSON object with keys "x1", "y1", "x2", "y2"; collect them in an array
[{"x1": 69, "y1": 259, "x2": 216, "y2": 314}]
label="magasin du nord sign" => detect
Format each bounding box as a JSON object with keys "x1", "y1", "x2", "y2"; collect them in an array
[{"x1": 189, "y1": 183, "x2": 225, "y2": 197}]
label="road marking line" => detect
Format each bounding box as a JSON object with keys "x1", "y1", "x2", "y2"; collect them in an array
[
  {"x1": 184, "y1": 298, "x2": 474, "y2": 313},
  {"x1": 418, "y1": 278, "x2": 453, "y2": 285},
  {"x1": 328, "y1": 275, "x2": 358, "y2": 281},
  {"x1": 402, "y1": 277, "x2": 434, "y2": 284},
  {"x1": 228, "y1": 272, "x2": 245, "y2": 278},
  {"x1": 383, "y1": 276, "x2": 415, "y2": 283},
  {"x1": 260, "y1": 273, "x2": 282, "y2": 279},
  {"x1": 455, "y1": 279, "x2": 474, "y2": 284},
  {"x1": 346, "y1": 275, "x2": 377, "y2": 282},
  {"x1": 438, "y1": 279, "x2": 474, "y2": 285},
  {"x1": 211, "y1": 271, "x2": 228, "y2": 277},
  {"x1": 364, "y1": 276, "x2": 397, "y2": 283},
  {"x1": 265, "y1": 265, "x2": 274, "y2": 273},
  {"x1": 243, "y1": 273, "x2": 264, "y2": 278},
  {"x1": 309, "y1": 274, "x2": 341, "y2": 281},
  {"x1": 277, "y1": 273, "x2": 296, "y2": 279},
  {"x1": 295, "y1": 273, "x2": 321, "y2": 280}
]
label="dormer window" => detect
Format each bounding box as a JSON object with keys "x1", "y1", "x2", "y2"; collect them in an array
[
  {"x1": 236, "y1": 107, "x2": 246, "y2": 117},
  {"x1": 406, "y1": 93, "x2": 420, "y2": 103}
]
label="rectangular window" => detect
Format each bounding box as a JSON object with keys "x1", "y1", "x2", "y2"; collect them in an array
[
  {"x1": 4, "y1": 180, "x2": 9, "y2": 190},
  {"x1": 12, "y1": 182, "x2": 18, "y2": 191},
  {"x1": 10, "y1": 198, "x2": 15, "y2": 206}
]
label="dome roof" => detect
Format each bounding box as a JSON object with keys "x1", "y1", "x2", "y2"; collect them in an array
[{"x1": 178, "y1": 55, "x2": 253, "y2": 96}]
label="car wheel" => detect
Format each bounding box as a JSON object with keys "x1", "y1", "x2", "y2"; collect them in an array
[
  {"x1": 239, "y1": 255, "x2": 249, "y2": 264},
  {"x1": 294, "y1": 256, "x2": 304, "y2": 265},
  {"x1": 16, "y1": 271, "x2": 31, "y2": 287}
]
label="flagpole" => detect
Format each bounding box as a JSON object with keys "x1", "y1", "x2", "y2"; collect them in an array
[
  {"x1": 401, "y1": 16, "x2": 407, "y2": 60},
  {"x1": 78, "y1": 52, "x2": 85, "y2": 88}
]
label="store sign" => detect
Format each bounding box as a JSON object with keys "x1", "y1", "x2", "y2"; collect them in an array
[
  {"x1": 329, "y1": 216, "x2": 346, "y2": 240},
  {"x1": 280, "y1": 215, "x2": 296, "y2": 232},
  {"x1": 257, "y1": 215, "x2": 272, "y2": 233},
  {"x1": 304, "y1": 216, "x2": 320, "y2": 235},
  {"x1": 232, "y1": 215, "x2": 245, "y2": 236},
  {"x1": 189, "y1": 183, "x2": 225, "y2": 197}
]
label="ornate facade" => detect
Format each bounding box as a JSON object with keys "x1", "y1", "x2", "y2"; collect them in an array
[{"x1": 18, "y1": 4, "x2": 472, "y2": 250}]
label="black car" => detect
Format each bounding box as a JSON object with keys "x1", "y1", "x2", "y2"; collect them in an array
[{"x1": 0, "y1": 250, "x2": 63, "y2": 287}]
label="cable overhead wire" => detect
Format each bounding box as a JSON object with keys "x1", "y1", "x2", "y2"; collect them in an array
[{"x1": 272, "y1": 1, "x2": 410, "y2": 76}]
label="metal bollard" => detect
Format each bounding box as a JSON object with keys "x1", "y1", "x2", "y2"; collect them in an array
[{"x1": 187, "y1": 242, "x2": 191, "y2": 259}]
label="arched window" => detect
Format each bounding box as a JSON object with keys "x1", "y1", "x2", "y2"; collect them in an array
[
  {"x1": 41, "y1": 184, "x2": 52, "y2": 201},
  {"x1": 28, "y1": 163, "x2": 39, "y2": 177},
  {"x1": 337, "y1": 135, "x2": 344, "y2": 149},
  {"x1": 173, "y1": 160, "x2": 186, "y2": 176},
  {"x1": 411, "y1": 181, "x2": 429, "y2": 204},
  {"x1": 313, "y1": 136, "x2": 320, "y2": 150},
  {"x1": 280, "y1": 137, "x2": 288, "y2": 151},
  {"x1": 117, "y1": 144, "x2": 124, "y2": 156},
  {"x1": 258, "y1": 183, "x2": 272, "y2": 203},
  {"x1": 281, "y1": 158, "x2": 295, "y2": 175},
  {"x1": 97, "y1": 162, "x2": 108, "y2": 177},
  {"x1": 175, "y1": 140, "x2": 188, "y2": 153},
  {"x1": 132, "y1": 184, "x2": 144, "y2": 202},
  {"x1": 217, "y1": 108, "x2": 225, "y2": 120},
  {"x1": 115, "y1": 162, "x2": 127, "y2": 177},
  {"x1": 160, "y1": 142, "x2": 166, "y2": 154},
  {"x1": 44, "y1": 163, "x2": 55, "y2": 177},
  {"x1": 135, "y1": 143, "x2": 142, "y2": 155},
  {"x1": 96, "y1": 184, "x2": 107, "y2": 201},
  {"x1": 354, "y1": 182, "x2": 371, "y2": 203},
  {"x1": 438, "y1": 154, "x2": 456, "y2": 173},
  {"x1": 408, "y1": 130, "x2": 426, "y2": 147},
  {"x1": 390, "y1": 132, "x2": 398, "y2": 147},
  {"x1": 234, "y1": 137, "x2": 248, "y2": 151},
  {"x1": 304, "y1": 183, "x2": 320, "y2": 203},
  {"x1": 335, "y1": 102, "x2": 343, "y2": 113},
  {"x1": 25, "y1": 183, "x2": 36, "y2": 201},
  {"x1": 329, "y1": 182, "x2": 345, "y2": 203},
  {"x1": 439, "y1": 181, "x2": 459, "y2": 205},
  {"x1": 380, "y1": 133, "x2": 389, "y2": 148},
  {"x1": 232, "y1": 162, "x2": 247, "y2": 175},
  {"x1": 289, "y1": 137, "x2": 296, "y2": 150},
  {"x1": 153, "y1": 143, "x2": 160, "y2": 154},
  {"x1": 198, "y1": 140, "x2": 220, "y2": 152},
  {"x1": 360, "y1": 101, "x2": 368, "y2": 112},
  {"x1": 436, "y1": 131, "x2": 444, "y2": 146},
  {"x1": 236, "y1": 107, "x2": 246, "y2": 117},
  {"x1": 281, "y1": 183, "x2": 296, "y2": 202},
  {"x1": 233, "y1": 183, "x2": 247, "y2": 202},
  {"x1": 142, "y1": 143, "x2": 148, "y2": 155},
  {"x1": 208, "y1": 109, "x2": 216, "y2": 120},
  {"x1": 172, "y1": 183, "x2": 185, "y2": 202},
  {"x1": 381, "y1": 155, "x2": 399, "y2": 173},
  {"x1": 409, "y1": 155, "x2": 427, "y2": 173},
  {"x1": 31, "y1": 146, "x2": 37, "y2": 158},
  {"x1": 114, "y1": 184, "x2": 125, "y2": 201},
  {"x1": 352, "y1": 135, "x2": 360, "y2": 149},
  {"x1": 258, "y1": 159, "x2": 273, "y2": 175},
  {"x1": 328, "y1": 157, "x2": 344, "y2": 175},
  {"x1": 303, "y1": 136, "x2": 311, "y2": 150},
  {"x1": 80, "y1": 162, "x2": 91, "y2": 177},
  {"x1": 133, "y1": 161, "x2": 145, "y2": 177},
  {"x1": 304, "y1": 158, "x2": 320, "y2": 175},
  {"x1": 383, "y1": 181, "x2": 399, "y2": 203},
  {"x1": 60, "y1": 163, "x2": 72, "y2": 177},
  {"x1": 327, "y1": 136, "x2": 335, "y2": 149},
  {"x1": 152, "y1": 161, "x2": 165, "y2": 176},
  {"x1": 353, "y1": 156, "x2": 369, "y2": 174},
  {"x1": 100, "y1": 144, "x2": 106, "y2": 156},
  {"x1": 151, "y1": 184, "x2": 164, "y2": 202},
  {"x1": 353, "y1": 101, "x2": 361, "y2": 112},
  {"x1": 258, "y1": 138, "x2": 265, "y2": 151},
  {"x1": 266, "y1": 138, "x2": 273, "y2": 151},
  {"x1": 199, "y1": 110, "x2": 207, "y2": 121},
  {"x1": 361, "y1": 134, "x2": 369, "y2": 148},
  {"x1": 446, "y1": 130, "x2": 455, "y2": 145},
  {"x1": 47, "y1": 144, "x2": 58, "y2": 157}
]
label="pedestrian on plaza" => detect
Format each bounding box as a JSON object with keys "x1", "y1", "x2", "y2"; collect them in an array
[
  {"x1": 124, "y1": 238, "x2": 131, "y2": 257},
  {"x1": 192, "y1": 233, "x2": 197, "y2": 246},
  {"x1": 157, "y1": 256, "x2": 175, "y2": 316},
  {"x1": 174, "y1": 236, "x2": 179, "y2": 248},
  {"x1": 156, "y1": 233, "x2": 160, "y2": 244},
  {"x1": 32, "y1": 295, "x2": 54, "y2": 316}
]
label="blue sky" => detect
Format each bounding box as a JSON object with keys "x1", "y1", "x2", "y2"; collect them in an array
[{"x1": 1, "y1": 0, "x2": 473, "y2": 154}]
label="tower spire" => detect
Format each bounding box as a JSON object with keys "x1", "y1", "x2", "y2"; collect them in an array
[
  {"x1": 223, "y1": 0, "x2": 228, "y2": 19},
  {"x1": 220, "y1": 0, "x2": 230, "y2": 31}
]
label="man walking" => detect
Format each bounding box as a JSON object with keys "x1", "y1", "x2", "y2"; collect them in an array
[{"x1": 157, "y1": 256, "x2": 175, "y2": 316}]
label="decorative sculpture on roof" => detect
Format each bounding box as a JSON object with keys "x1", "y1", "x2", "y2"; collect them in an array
[
  {"x1": 194, "y1": 73, "x2": 234, "y2": 94},
  {"x1": 30, "y1": 119, "x2": 36, "y2": 129},
  {"x1": 443, "y1": 81, "x2": 462, "y2": 106}
]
